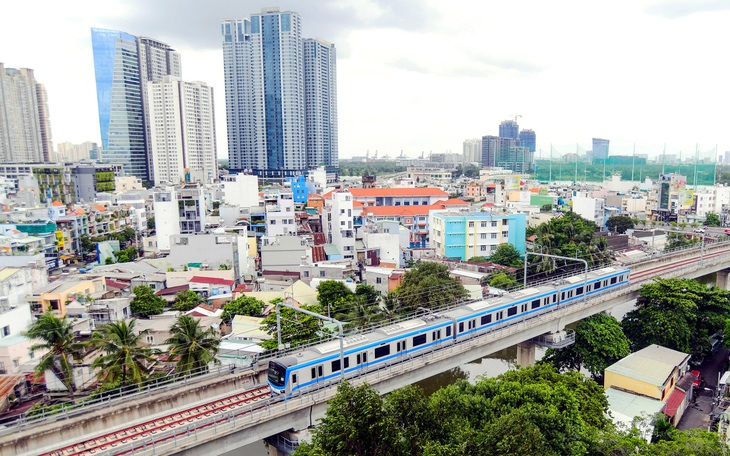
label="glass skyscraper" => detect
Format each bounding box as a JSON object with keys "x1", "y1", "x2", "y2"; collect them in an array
[
  {"x1": 592, "y1": 138, "x2": 610, "y2": 159},
  {"x1": 518, "y1": 129, "x2": 536, "y2": 153},
  {"x1": 222, "y1": 8, "x2": 337, "y2": 178},
  {"x1": 91, "y1": 28, "x2": 180, "y2": 181},
  {"x1": 499, "y1": 120, "x2": 519, "y2": 140}
]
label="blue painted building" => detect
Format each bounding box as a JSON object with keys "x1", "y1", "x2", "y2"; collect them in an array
[
  {"x1": 430, "y1": 212, "x2": 526, "y2": 261},
  {"x1": 286, "y1": 175, "x2": 315, "y2": 203}
]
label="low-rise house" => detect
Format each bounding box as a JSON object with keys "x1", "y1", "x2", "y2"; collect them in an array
[
  {"x1": 604, "y1": 344, "x2": 693, "y2": 428},
  {"x1": 189, "y1": 276, "x2": 235, "y2": 298},
  {"x1": 27, "y1": 277, "x2": 106, "y2": 318}
]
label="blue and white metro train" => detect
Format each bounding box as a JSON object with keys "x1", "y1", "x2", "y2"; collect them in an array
[{"x1": 267, "y1": 266, "x2": 630, "y2": 396}]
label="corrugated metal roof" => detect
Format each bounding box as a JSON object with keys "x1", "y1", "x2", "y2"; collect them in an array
[
  {"x1": 663, "y1": 389, "x2": 687, "y2": 418},
  {"x1": 605, "y1": 344, "x2": 690, "y2": 388},
  {"x1": 606, "y1": 387, "x2": 665, "y2": 420}
]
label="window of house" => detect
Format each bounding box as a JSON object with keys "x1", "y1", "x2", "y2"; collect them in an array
[
  {"x1": 376, "y1": 277, "x2": 382, "y2": 284},
  {"x1": 320, "y1": 271, "x2": 326, "y2": 277},
  {"x1": 2, "y1": 326, "x2": 9, "y2": 337}
]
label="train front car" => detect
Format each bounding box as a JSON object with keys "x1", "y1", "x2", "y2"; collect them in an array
[{"x1": 268, "y1": 356, "x2": 297, "y2": 396}]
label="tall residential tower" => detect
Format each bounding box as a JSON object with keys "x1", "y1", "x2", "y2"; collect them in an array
[
  {"x1": 222, "y1": 8, "x2": 338, "y2": 178},
  {"x1": 0, "y1": 63, "x2": 53, "y2": 163}
]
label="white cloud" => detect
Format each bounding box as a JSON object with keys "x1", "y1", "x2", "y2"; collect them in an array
[{"x1": 1, "y1": 0, "x2": 728, "y2": 161}]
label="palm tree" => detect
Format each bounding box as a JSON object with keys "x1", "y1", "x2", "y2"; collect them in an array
[
  {"x1": 89, "y1": 319, "x2": 158, "y2": 388},
  {"x1": 165, "y1": 315, "x2": 220, "y2": 376},
  {"x1": 26, "y1": 313, "x2": 85, "y2": 396}
]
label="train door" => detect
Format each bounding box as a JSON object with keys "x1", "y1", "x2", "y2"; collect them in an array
[{"x1": 310, "y1": 364, "x2": 324, "y2": 384}]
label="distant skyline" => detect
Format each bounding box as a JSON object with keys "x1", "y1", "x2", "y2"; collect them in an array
[{"x1": 1, "y1": 0, "x2": 729, "y2": 161}]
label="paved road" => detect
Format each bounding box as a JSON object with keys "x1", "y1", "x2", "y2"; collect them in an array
[{"x1": 677, "y1": 347, "x2": 729, "y2": 431}]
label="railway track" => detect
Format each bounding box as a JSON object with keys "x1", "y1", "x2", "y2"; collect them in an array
[
  {"x1": 38, "y1": 247, "x2": 730, "y2": 456},
  {"x1": 630, "y1": 248, "x2": 729, "y2": 283},
  {"x1": 42, "y1": 385, "x2": 273, "y2": 456}
]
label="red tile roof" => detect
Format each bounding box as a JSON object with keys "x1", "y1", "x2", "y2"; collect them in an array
[
  {"x1": 94, "y1": 205, "x2": 107, "y2": 212},
  {"x1": 0, "y1": 375, "x2": 25, "y2": 401},
  {"x1": 190, "y1": 276, "x2": 235, "y2": 286},
  {"x1": 663, "y1": 389, "x2": 686, "y2": 418},
  {"x1": 233, "y1": 283, "x2": 254, "y2": 293},
  {"x1": 155, "y1": 284, "x2": 190, "y2": 296},
  {"x1": 52, "y1": 201, "x2": 64, "y2": 207},
  {"x1": 323, "y1": 187, "x2": 449, "y2": 199},
  {"x1": 105, "y1": 278, "x2": 129, "y2": 290},
  {"x1": 436, "y1": 198, "x2": 469, "y2": 206},
  {"x1": 312, "y1": 245, "x2": 327, "y2": 262},
  {"x1": 313, "y1": 233, "x2": 326, "y2": 245}
]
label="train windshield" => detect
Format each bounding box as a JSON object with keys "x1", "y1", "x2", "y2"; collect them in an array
[{"x1": 268, "y1": 361, "x2": 287, "y2": 387}]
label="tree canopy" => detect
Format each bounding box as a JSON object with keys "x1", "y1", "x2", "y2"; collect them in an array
[
  {"x1": 130, "y1": 285, "x2": 166, "y2": 317},
  {"x1": 705, "y1": 212, "x2": 721, "y2": 227},
  {"x1": 317, "y1": 280, "x2": 354, "y2": 316},
  {"x1": 165, "y1": 315, "x2": 219, "y2": 375},
  {"x1": 171, "y1": 290, "x2": 204, "y2": 312},
  {"x1": 541, "y1": 313, "x2": 630, "y2": 379},
  {"x1": 221, "y1": 295, "x2": 267, "y2": 322},
  {"x1": 396, "y1": 262, "x2": 468, "y2": 311},
  {"x1": 295, "y1": 364, "x2": 724, "y2": 456},
  {"x1": 88, "y1": 319, "x2": 158, "y2": 387},
  {"x1": 606, "y1": 215, "x2": 635, "y2": 234},
  {"x1": 488, "y1": 243, "x2": 523, "y2": 268},
  {"x1": 622, "y1": 278, "x2": 730, "y2": 357},
  {"x1": 26, "y1": 313, "x2": 85, "y2": 394},
  {"x1": 260, "y1": 304, "x2": 330, "y2": 350},
  {"x1": 529, "y1": 211, "x2": 611, "y2": 275}
]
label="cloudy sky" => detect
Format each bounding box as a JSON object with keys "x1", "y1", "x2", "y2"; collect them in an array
[{"x1": 2, "y1": 0, "x2": 729, "y2": 160}]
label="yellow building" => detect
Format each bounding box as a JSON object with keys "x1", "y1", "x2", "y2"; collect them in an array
[
  {"x1": 27, "y1": 277, "x2": 106, "y2": 318},
  {"x1": 604, "y1": 344, "x2": 690, "y2": 401}
]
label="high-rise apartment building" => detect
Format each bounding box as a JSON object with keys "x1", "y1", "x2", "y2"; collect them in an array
[
  {"x1": 91, "y1": 28, "x2": 181, "y2": 182},
  {"x1": 222, "y1": 8, "x2": 338, "y2": 178},
  {"x1": 499, "y1": 120, "x2": 519, "y2": 140},
  {"x1": 518, "y1": 129, "x2": 536, "y2": 153},
  {"x1": 592, "y1": 138, "x2": 610, "y2": 160},
  {"x1": 462, "y1": 138, "x2": 481, "y2": 163},
  {"x1": 56, "y1": 141, "x2": 99, "y2": 162},
  {"x1": 481, "y1": 136, "x2": 515, "y2": 168},
  {"x1": 147, "y1": 76, "x2": 217, "y2": 186},
  {"x1": 0, "y1": 63, "x2": 53, "y2": 163},
  {"x1": 303, "y1": 38, "x2": 338, "y2": 170}
]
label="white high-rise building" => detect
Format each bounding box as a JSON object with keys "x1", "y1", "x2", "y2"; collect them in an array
[
  {"x1": 463, "y1": 138, "x2": 481, "y2": 163},
  {"x1": 303, "y1": 38, "x2": 338, "y2": 170},
  {"x1": 222, "y1": 8, "x2": 337, "y2": 178},
  {"x1": 147, "y1": 76, "x2": 217, "y2": 186},
  {"x1": 0, "y1": 64, "x2": 53, "y2": 163}
]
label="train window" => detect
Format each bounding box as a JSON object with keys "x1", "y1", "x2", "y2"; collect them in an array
[
  {"x1": 292, "y1": 374, "x2": 297, "y2": 383},
  {"x1": 311, "y1": 367, "x2": 316, "y2": 379},
  {"x1": 375, "y1": 345, "x2": 391, "y2": 359},
  {"x1": 481, "y1": 314, "x2": 492, "y2": 325},
  {"x1": 469, "y1": 320, "x2": 476, "y2": 330},
  {"x1": 357, "y1": 354, "x2": 361, "y2": 364},
  {"x1": 332, "y1": 359, "x2": 341, "y2": 372},
  {"x1": 413, "y1": 334, "x2": 427, "y2": 346},
  {"x1": 553, "y1": 294, "x2": 557, "y2": 303},
  {"x1": 318, "y1": 366, "x2": 323, "y2": 377},
  {"x1": 459, "y1": 322, "x2": 464, "y2": 333},
  {"x1": 568, "y1": 291, "x2": 573, "y2": 298},
  {"x1": 611, "y1": 277, "x2": 617, "y2": 284},
  {"x1": 561, "y1": 292, "x2": 565, "y2": 300},
  {"x1": 496, "y1": 311, "x2": 503, "y2": 321},
  {"x1": 532, "y1": 299, "x2": 540, "y2": 309},
  {"x1": 577, "y1": 286, "x2": 583, "y2": 295},
  {"x1": 363, "y1": 353, "x2": 368, "y2": 362},
  {"x1": 595, "y1": 281, "x2": 601, "y2": 290},
  {"x1": 344, "y1": 358, "x2": 350, "y2": 368},
  {"x1": 446, "y1": 326, "x2": 452, "y2": 337},
  {"x1": 521, "y1": 304, "x2": 527, "y2": 312},
  {"x1": 507, "y1": 306, "x2": 517, "y2": 317}
]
